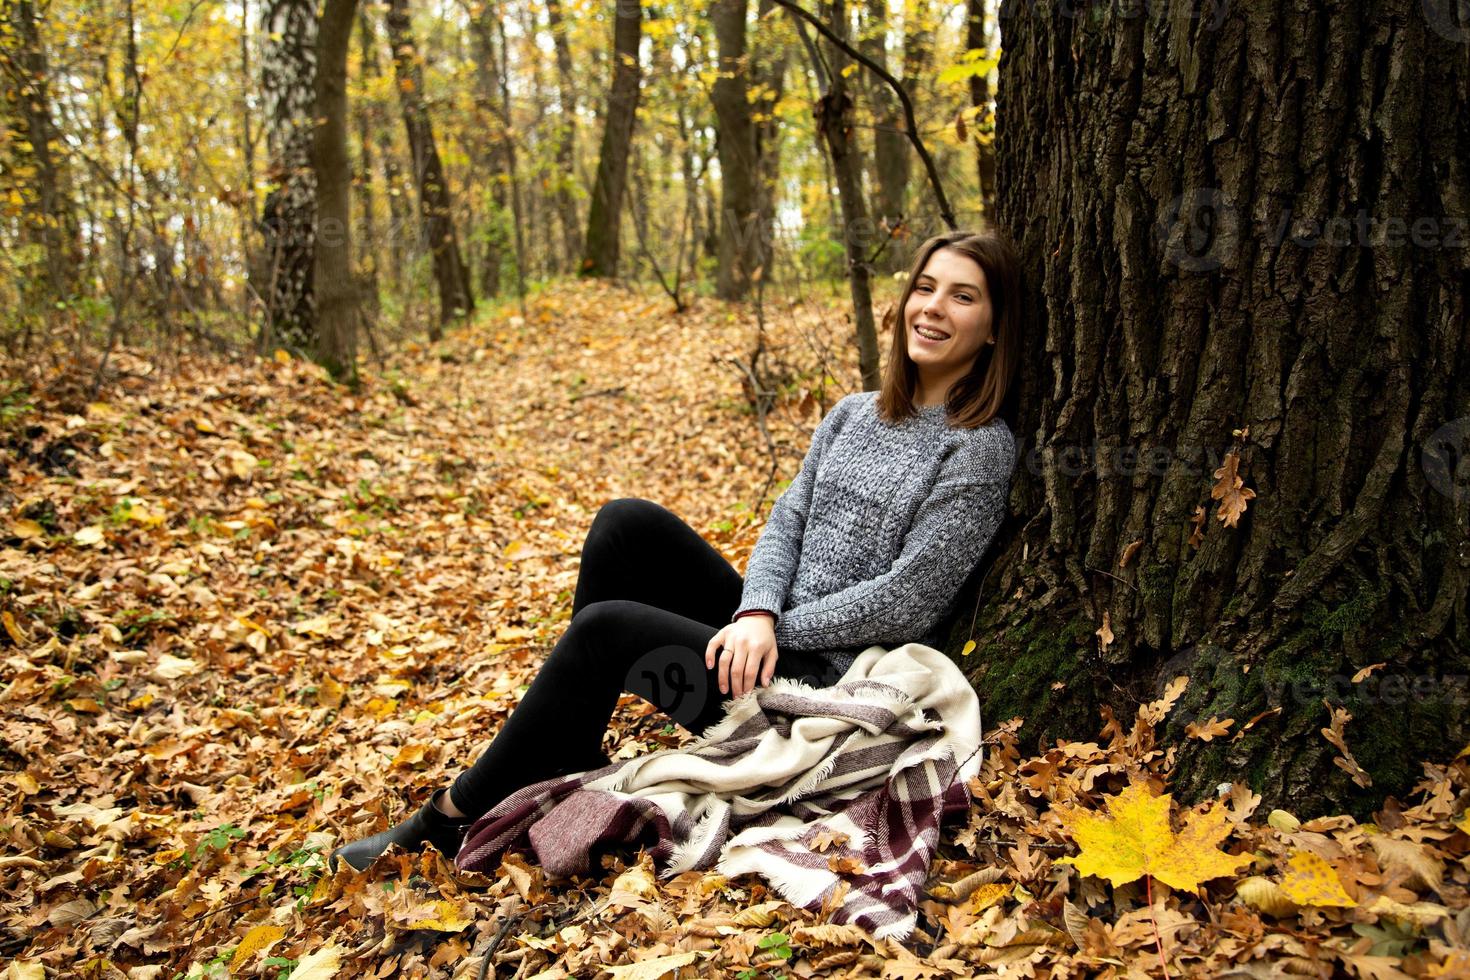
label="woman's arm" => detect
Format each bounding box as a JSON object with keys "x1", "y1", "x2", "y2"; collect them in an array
[
  {"x1": 771, "y1": 433, "x2": 1014, "y2": 651},
  {"x1": 733, "y1": 395, "x2": 857, "y2": 620}
]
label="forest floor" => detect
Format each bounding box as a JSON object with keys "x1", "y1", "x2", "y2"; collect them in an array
[{"x1": 2, "y1": 280, "x2": 1469, "y2": 979}]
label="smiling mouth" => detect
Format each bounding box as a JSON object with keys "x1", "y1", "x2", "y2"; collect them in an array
[{"x1": 913, "y1": 324, "x2": 950, "y2": 341}]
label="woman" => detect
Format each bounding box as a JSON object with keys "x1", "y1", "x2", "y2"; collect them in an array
[{"x1": 331, "y1": 230, "x2": 1022, "y2": 872}]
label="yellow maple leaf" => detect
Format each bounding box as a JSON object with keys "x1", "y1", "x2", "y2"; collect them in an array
[
  {"x1": 1054, "y1": 781, "x2": 1250, "y2": 891},
  {"x1": 1278, "y1": 849, "x2": 1355, "y2": 907}
]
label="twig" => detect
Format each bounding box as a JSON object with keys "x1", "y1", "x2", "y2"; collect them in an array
[
  {"x1": 767, "y1": 0, "x2": 956, "y2": 229},
  {"x1": 476, "y1": 907, "x2": 526, "y2": 980}
]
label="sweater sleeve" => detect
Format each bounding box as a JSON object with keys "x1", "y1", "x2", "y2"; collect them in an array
[
  {"x1": 734, "y1": 396, "x2": 855, "y2": 621},
  {"x1": 772, "y1": 435, "x2": 1014, "y2": 651}
]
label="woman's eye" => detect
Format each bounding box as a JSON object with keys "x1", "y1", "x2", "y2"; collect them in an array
[{"x1": 956, "y1": 293, "x2": 973, "y2": 302}]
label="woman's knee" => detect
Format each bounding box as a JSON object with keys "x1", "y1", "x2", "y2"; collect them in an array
[{"x1": 591, "y1": 497, "x2": 668, "y2": 533}]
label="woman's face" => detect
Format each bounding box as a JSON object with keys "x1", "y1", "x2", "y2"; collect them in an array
[{"x1": 903, "y1": 247, "x2": 994, "y2": 376}]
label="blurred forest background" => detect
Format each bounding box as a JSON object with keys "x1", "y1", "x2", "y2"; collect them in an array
[{"x1": 0, "y1": 0, "x2": 995, "y2": 378}]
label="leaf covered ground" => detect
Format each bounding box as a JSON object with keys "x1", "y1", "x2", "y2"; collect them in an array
[{"x1": 3, "y1": 280, "x2": 1469, "y2": 979}]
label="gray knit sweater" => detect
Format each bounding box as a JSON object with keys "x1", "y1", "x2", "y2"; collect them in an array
[{"x1": 735, "y1": 391, "x2": 1017, "y2": 674}]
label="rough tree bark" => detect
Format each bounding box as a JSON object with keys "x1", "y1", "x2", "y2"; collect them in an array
[
  {"x1": 951, "y1": 0, "x2": 1470, "y2": 816},
  {"x1": 311, "y1": 0, "x2": 360, "y2": 380},
  {"x1": 259, "y1": 0, "x2": 319, "y2": 353},
  {"x1": 581, "y1": 0, "x2": 642, "y2": 278},
  {"x1": 385, "y1": 0, "x2": 474, "y2": 332}
]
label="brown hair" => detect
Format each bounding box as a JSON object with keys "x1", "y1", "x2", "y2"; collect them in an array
[{"x1": 876, "y1": 230, "x2": 1022, "y2": 430}]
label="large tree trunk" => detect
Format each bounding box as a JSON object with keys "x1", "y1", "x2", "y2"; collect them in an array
[
  {"x1": 812, "y1": 0, "x2": 880, "y2": 390},
  {"x1": 259, "y1": 0, "x2": 319, "y2": 353},
  {"x1": 385, "y1": 0, "x2": 473, "y2": 332},
  {"x1": 544, "y1": 0, "x2": 583, "y2": 269},
  {"x1": 311, "y1": 0, "x2": 359, "y2": 380},
  {"x1": 958, "y1": 0, "x2": 1470, "y2": 817},
  {"x1": 711, "y1": 0, "x2": 760, "y2": 299},
  {"x1": 581, "y1": 0, "x2": 642, "y2": 278}
]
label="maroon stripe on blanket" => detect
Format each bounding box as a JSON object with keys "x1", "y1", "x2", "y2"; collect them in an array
[
  {"x1": 525, "y1": 791, "x2": 671, "y2": 877},
  {"x1": 759, "y1": 692, "x2": 902, "y2": 731}
]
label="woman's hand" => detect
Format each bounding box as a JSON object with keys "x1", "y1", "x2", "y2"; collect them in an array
[{"x1": 706, "y1": 615, "x2": 779, "y2": 698}]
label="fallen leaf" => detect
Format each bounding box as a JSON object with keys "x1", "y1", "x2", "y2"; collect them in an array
[
  {"x1": 230, "y1": 925, "x2": 285, "y2": 970},
  {"x1": 73, "y1": 525, "x2": 106, "y2": 547},
  {"x1": 602, "y1": 950, "x2": 700, "y2": 980},
  {"x1": 153, "y1": 654, "x2": 202, "y2": 680},
  {"x1": 1235, "y1": 875, "x2": 1298, "y2": 917},
  {"x1": 1185, "y1": 716, "x2": 1234, "y2": 741},
  {"x1": 1278, "y1": 850, "x2": 1355, "y2": 908},
  {"x1": 1054, "y1": 780, "x2": 1250, "y2": 891},
  {"x1": 403, "y1": 899, "x2": 473, "y2": 933},
  {"x1": 290, "y1": 944, "x2": 345, "y2": 980}
]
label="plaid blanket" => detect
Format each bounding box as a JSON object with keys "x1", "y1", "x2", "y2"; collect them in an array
[{"x1": 455, "y1": 643, "x2": 982, "y2": 940}]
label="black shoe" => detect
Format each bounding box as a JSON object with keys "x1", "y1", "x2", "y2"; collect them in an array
[{"x1": 330, "y1": 789, "x2": 474, "y2": 872}]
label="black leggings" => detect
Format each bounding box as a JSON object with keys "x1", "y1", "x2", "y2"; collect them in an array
[{"x1": 447, "y1": 497, "x2": 845, "y2": 818}]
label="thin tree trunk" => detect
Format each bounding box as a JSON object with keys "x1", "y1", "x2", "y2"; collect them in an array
[
  {"x1": 711, "y1": 0, "x2": 759, "y2": 299},
  {"x1": 860, "y1": 0, "x2": 905, "y2": 272},
  {"x1": 358, "y1": 9, "x2": 409, "y2": 291},
  {"x1": 353, "y1": 6, "x2": 384, "y2": 316},
  {"x1": 896, "y1": 0, "x2": 930, "y2": 244},
  {"x1": 259, "y1": 0, "x2": 319, "y2": 354},
  {"x1": 811, "y1": 0, "x2": 879, "y2": 389},
  {"x1": 545, "y1": 0, "x2": 583, "y2": 267},
  {"x1": 752, "y1": 0, "x2": 788, "y2": 282},
  {"x1": 963, "y1": 0, "x2": 1470, "y2": 816},
  {"x1": 385, "y1": 0, "x2": 473, "y2": 333},
  {"x1": 466, "y1": 11, "x2": 508, "y2": 299},
  {"x1": 312, "y1": 0, "x2": 360, "y2": 379},
  {"x1": 581, "y1": 0, "x2": 643, "y2": 278},
  {"x1": 488, "y1": 6, "x2": 528, "y2": 306},
  {"x1": 965, "y1": 0, "x2": 995, "y2": 220}
]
